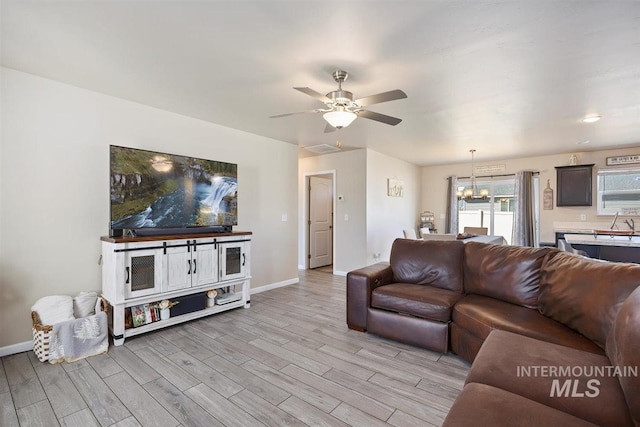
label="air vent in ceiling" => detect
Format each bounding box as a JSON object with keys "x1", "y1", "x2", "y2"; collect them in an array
[{"x1": 303, "y1": 144, "x2": 342, "y2": 154}]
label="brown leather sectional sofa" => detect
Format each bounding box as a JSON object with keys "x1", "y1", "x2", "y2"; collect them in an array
[{"x1": 346, "y1": 239, "x2": 640, "y2": 426}]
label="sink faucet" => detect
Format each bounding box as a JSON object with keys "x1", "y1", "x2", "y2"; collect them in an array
[
  {"x1": 610, "y1": 212, "x2": 619, "y2": 230},
  {"x1": 624, "y1": 218, "x2": 635, "y2": 232}
]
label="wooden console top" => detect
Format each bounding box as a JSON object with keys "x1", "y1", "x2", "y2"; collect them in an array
[{"x1": 101, "y1": 231, "x2": 252, "y2": 244}]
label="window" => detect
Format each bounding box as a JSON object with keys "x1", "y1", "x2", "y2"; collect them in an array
[
  {"x1": 597, "y1": 168, "x2": 640, "y2": 216},
  {"x1": 457, "y1": 178, "x2": 516, "y2": 244}
]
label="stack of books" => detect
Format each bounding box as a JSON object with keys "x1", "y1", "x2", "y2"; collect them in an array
[{"x1": 129, "y1": 302, "x2": 161, "y2": 328}]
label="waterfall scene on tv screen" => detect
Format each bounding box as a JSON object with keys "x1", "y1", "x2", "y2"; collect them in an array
[{"x1": 110, "y1": 146, "x2": 237, "y2": 230}]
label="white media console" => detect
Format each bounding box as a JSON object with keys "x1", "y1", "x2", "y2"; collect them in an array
[{"x1": 101, "y1": 232, "x2": 251, "y2": 346}]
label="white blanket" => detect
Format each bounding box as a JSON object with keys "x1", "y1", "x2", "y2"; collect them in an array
[{"x1": 48, "y1": 311, "x2": 108, "y2": 364}]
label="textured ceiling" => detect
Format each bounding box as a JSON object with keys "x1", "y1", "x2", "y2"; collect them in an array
[{"x1": 2, "y1": 1, "x2": 640, "y2": 165}]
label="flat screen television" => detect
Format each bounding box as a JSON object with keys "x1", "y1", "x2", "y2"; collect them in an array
[{"x1": 110, "y1": 145, "x2": 237, "y2": 235}]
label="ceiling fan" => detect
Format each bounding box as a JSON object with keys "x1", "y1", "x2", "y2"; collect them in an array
[{"x1": 270, "y1": 70, "x2": 407, "y2": 132}]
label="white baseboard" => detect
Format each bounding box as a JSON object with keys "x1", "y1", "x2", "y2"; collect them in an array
[
  {"x1": 298, "y1": 264, "x2": 306, "y2": 270},
  {"x1": 250, "y1": 277, "x2": 299, "y2": 295},
  {"x1": 333, "y1": 270, "x2": 348, "y2": 277},
  {"x1": 0, "y1": 341, "x2": 33, "y2": 357}
]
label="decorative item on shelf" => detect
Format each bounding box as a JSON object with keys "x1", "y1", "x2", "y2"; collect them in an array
[
  {"x1": 569, "y1": 153, "x2": 578, "y2": 166},
  {"x1": 158, "y1": 299, "x2": 178, "y2": 321},
  {"x1": 216, "y1": 286, "x2": 242, "y2": 305},
  {"x1": 206, "y1": 289, "x2": 218, "y2": 308},
  {"x1": 419, "y1": 211, "x2": 437, "y2": 234},
  {"x1": 457, "y1": 149, "x2": 489, "y2": 200},
  {"x1": 543, "y1": 179, "x2": 554, "y2": 210},
  {"x1": 130, "y1": 304, "x2": 147, "y2": 327}
]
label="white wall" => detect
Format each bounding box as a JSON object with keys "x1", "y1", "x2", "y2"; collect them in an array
[
  {"x1": 299, "y1": 150, "x2": 367, "y2": 274},
  {"x1": 366, "y1": 150, "x2": 420, "y2": 264},
  {"x1": 420, "y1": 148, "x2": 640, "y2": 243},
  {"x1": 298, "y1": 148, "x2": 421, "y2": 273},
  {"x1": 0, "y1": 68, "x2": 299, "y2": 348}
]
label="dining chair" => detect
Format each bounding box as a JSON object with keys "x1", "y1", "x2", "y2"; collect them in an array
[
  {"x1": 403, "y1": 229, "x2": 418, "y2": 239},
  {"x1": 558, "y1": 239, "x2": 589, "y2": 257}
]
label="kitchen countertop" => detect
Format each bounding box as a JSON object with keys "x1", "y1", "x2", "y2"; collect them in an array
[
  {"x1": 553, "y1": 221, "x2": 619, "y2": 234},
  {"x1": 564, "y1": 233, "x2": 640, "y2": 247}
]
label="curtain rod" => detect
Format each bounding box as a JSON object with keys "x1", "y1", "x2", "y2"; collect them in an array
[{"x1": 456, "y1": 171, "x2": 540, "y2": 180}]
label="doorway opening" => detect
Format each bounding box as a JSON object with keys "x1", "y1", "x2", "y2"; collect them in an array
[{"x1": 305, "y1": 171, "x2": 336, "y2": 273}]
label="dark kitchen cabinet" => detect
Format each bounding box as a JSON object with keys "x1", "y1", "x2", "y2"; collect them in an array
[{"x1": 555, "y1": 164, "x2": 594, "y2": 207}]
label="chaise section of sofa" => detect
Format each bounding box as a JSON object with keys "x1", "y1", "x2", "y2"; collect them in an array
[
  {"x1": 443, "y1": 285, "x2": 640, "y2": 426},
  {"x1": 462, "y1": 330, "x2": 633, "y2": 426},
  {"x1": 443, "y1": 383, "x2": 600, "y2": 427}
]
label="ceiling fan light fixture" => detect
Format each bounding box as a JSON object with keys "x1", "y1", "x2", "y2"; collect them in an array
[
  {"x1": 582, "y1": 115, "x2": 601, "y2": 123},
  {"x1": 323, "y1": 109, "x2": 357, "y2": 129},
  {"x1": 272, "y1": 70, "x2": 406, "y2": 130}
]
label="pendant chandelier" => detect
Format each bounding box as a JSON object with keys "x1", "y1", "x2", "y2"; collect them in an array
[{"x1": 457, "y1": 149, "x2": 489, "y2": 200}]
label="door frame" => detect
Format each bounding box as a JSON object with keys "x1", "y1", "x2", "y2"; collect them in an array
[{"x1": 303, "y1": 170, "x2": 337, "y2": 272}]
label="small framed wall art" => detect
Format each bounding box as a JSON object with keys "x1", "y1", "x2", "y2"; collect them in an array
[
  {"x1": 387, "y1": 178, "x2": 404, "y2": 197},
  {"x1": 543, "y1": 179, "x2": 553, "y2": 210}
]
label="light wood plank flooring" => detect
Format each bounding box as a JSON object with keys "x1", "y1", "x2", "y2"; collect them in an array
[{"x1": 1, "y1": 269, "x2": 470, "y2": 427}]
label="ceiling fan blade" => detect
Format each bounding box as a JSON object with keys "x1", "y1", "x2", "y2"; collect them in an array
[
  {"x1": 323, "y1": 123, "x2": 336, "y2": 133},
  {"x1": 358, "y1": 110, "x2": 402, "y2": 126},
  {"x1": 355, "y1": 89, "x2": 407, "y2": 107},
  {"x1": 269, "y1": 109, "x2": 324, "y2": 118},
  {"x1": 294, "y1": 87, "x2": 331, "y2": 103}
]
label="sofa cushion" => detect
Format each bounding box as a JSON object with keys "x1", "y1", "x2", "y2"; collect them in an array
[
  {"x1": 371, "y1": 283, "x2": 462, "y2": 322},
  {"x1": 467, "y1": 330, "x2": 633, "y2": 427},
  {"x1": 606, "y1": 286, "x2": 640, "y2": 425},
  {"x1": 442, "y1": 383, "x2": 598, "y2": 427},
  {"x1": 390, "y1": 239, "x2": 465, "y2": 292},
  {"x1": 452, "y1": 295, "x2": 603, "y2": 354},
  {"x1": 367, "y1": 307, "x2": 449, "y2": 353},
  {"x1": 539, "y1": 250, "x2": 640, "y2": 349},
  {"x1": 464, "y1": 242, "x2": 549, "y2": 308}
]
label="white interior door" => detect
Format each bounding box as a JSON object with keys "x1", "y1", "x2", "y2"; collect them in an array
[{"x1": 309, "y1": 176, "x2": 333, "y2": 269}]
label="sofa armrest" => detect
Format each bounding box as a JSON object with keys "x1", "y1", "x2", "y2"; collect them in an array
[{"x1": 346, "y1": 262, "x2": 393, "y2": 331}]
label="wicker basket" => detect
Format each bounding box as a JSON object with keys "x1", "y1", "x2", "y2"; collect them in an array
[{"x1": 31, "y1": 298, "x2": 108, "y2": 363}]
